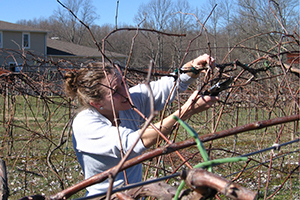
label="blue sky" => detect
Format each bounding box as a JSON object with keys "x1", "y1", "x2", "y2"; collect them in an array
[{"x1": 0, "y1": 0, "x2": 207, "y2": 26}]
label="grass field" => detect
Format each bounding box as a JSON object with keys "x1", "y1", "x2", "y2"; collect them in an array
[{"x1": 0, "y1": 92, "x2": 299, "y2": 199}]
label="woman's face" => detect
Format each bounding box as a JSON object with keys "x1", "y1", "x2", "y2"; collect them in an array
[{"x1": 99, "y1": 73, "x2": 131, "y2": 115}]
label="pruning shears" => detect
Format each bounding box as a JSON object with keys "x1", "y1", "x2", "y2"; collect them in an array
[{"x1": 202, "y1": 76, "x2": 234, "y2": 96}]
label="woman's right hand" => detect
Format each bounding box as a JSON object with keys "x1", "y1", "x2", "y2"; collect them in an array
[{"x1": 181, "y1": 91, "x2": 219, "y2": 119}]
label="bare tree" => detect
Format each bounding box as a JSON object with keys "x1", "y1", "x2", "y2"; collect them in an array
[
  {"x1": 134, "y1": 0, "x2": 174, "y2": 69},
  {"x1": 200, "y1": 0, "x2": 224, "y2": 59},
  {"x1": 52, "y1": 0, "x2": 99, "y2": 45},
  {"x1": 169, "y1": 0, "x2": 195, "y2": 67},
  {"x1": 219, "y1": 0, "x2": 237, "y2": 62},
  {"x1": 232, "y1": 0, "x2": 299, "y2": 50}
]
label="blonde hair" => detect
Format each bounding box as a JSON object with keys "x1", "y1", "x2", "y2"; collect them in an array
[{"x1": 64, "y1": 62, "x2": 114, "y2": 108}]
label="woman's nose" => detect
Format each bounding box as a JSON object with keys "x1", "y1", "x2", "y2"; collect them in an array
[{"x1": 120, "y1": 86, "x2": 127, "y2": 97}]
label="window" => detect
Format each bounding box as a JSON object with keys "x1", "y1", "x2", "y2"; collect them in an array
[
  {"x1": 22, "y1": 33, "x2": 30, "y2": 48},
  {"x1": 9, "y1": 62, "x2": 22, "y2": 72},
  {"x1": 0, "y1": 31, "x2": 2, "y2": 48}
]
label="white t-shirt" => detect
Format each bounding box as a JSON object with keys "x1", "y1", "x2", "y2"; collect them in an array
[{"x1": 72, "y1": 74, "x2": 194, "y2": 196}]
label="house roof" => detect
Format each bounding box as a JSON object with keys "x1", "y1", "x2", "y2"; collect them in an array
[
  {"x1": 47, "y1": 38, "x2": 127, "y2": 59},
  {"x1": 0, "y1": 20, "x2": 49, "y2": 33}
]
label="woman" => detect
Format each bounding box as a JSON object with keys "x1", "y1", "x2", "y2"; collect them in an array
[{"x1": 64, "y1": 54, "x2": 219, "y2": 196}]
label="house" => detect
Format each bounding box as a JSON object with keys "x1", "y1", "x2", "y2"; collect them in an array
[
  {"x1": 0, "y1": 20, "x2": 48, "y2": 71},
  {"x1": 0, "y1": 20, "x2": 127, "y2": 72},
  {"x1": 47, "y1": 38, "x2": 127, "y2": 66},
  {"x1": 287, "y1": 52, "x2": 299, "y2": 64}
]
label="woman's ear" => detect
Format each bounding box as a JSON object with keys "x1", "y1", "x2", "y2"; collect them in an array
[{"x1": 90, "y1": 101, "x2": 102, "y2": 110}]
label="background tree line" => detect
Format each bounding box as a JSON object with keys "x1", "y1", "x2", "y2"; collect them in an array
[{"x1": 17, "y1": 0, "x2": 299, "y2": 71}]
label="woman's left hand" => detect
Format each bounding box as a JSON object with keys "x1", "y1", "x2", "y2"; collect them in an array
[{"x1": 182, "y1": 54, "x2": 216, "y2": 78}]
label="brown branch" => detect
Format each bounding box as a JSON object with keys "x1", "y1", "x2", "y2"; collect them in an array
[
  {"x1": 182, "y1": 168, "x2": 257, "y2": 200},
  {"x1": 102, "y1": 28, "x2": 186, "y2": 42},
  {"x1": 79, "y1": 168, "x2": 257, "y2": 200},
  {"x1": 267, "y1": 56, "x2": 300, "y2": 76}
]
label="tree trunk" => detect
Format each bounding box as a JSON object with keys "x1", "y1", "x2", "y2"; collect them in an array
[{"x1": 0, "y1": 159, "x2": 9, "y2": 200}]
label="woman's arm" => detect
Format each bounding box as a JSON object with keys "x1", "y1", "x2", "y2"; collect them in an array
[
  {"x1": 140, "y1": 91, "x2": 218, "y2": 148},
  {"x1": 140, "y1": 54, "x2": 217, "y2": 148}
]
